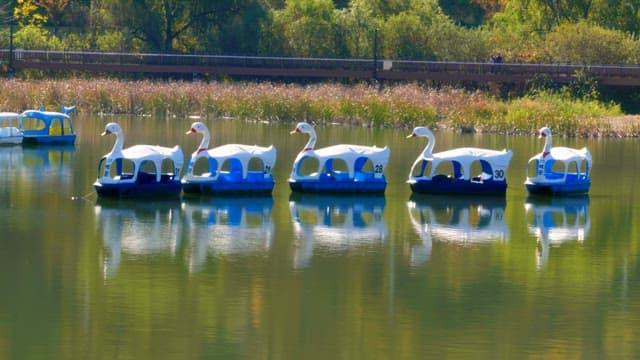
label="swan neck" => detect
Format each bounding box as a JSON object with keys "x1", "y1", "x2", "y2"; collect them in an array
[
  {"x1": 112, "y1": 131, "x2": 124, "y2": 153},
  {"x1": 543, "y1": 134, "x2": 552, "y2": 154},
  {"x1": 304, "y1": 129, "x2": 317, "y2": 151},
  {"x1": 198, "y1": 129, "x2": 210, "y2": 152},
  {"x1": 423, "y1": 132, "x2": 435, "y2": 155}
]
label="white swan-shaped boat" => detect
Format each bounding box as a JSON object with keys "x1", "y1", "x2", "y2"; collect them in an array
[
  {"x1": 524, "y1": 127, "x2": 591, "y2": 195},
  {"x1": 94, "y1": 122, "x2": 184, "y2": 198},
  {"x1": 406, "y1": 127, "x2": 513, "y2": 195},
  {"x1": 288, "y1": 122, "x2": 390, "y2": 193},
  {"x1": 181, "y1": 121, "x2": 276, "y2": 195}
]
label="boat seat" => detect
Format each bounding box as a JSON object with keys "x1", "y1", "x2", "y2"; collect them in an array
[
  {"x1": 136, "y1": 171, "x2": 157, "y2": 184},
  {"x1": 432, "y1": 174, "x2": 455, "y2": 183}
]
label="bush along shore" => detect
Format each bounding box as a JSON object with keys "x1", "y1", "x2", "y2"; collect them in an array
[{"x1": 0, "y1": 79, "x2": 636, "y2": 138}]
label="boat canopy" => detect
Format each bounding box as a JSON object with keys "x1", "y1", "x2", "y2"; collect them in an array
[
  {"x1": 19, "y1": 109, "x2": 74, "y2": 136},
  {"x1": 527, "y1": 147, "x2": 592, "y2": 167},
  {"x1": 292, "y1": 144, "x2": 390, "y2": 179},
  {"x1": 412, "y1": 147, "x2": 512, "y2": 180},
  {"x1": 192, "y1": 144, "x2": 276, "y2": 179},
  {"x1": 99, "y1": 144, "x2": 184, "y2": 182}
]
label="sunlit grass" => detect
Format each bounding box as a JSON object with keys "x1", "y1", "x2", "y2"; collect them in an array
[{"x1": 0, "y1": 79, "x2": 625, "y2": 136}]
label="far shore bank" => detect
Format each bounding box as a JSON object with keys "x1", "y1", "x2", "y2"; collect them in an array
[{"x1": 1, "y1": 78, "x2": 638, "y2": 138}]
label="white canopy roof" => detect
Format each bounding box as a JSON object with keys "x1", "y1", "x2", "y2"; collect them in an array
[
  {"x1": 199, "y1": 144, "x2": 276, "y2": 166},
  {"x1": 427, "y1": 147, "x2": 512, "y2": 165},
  {"x1": 0, "y1": 112, "x2": 20, "y2": 118},
  {"x1": 412, "y1": 147, "x2": 512, "y2": 181},
  {"x1": 293, "y1": 144, "x2": 390, "y2": 178},
  {"x1": 106, "y1": 144, "x2": 184, "y2": 169},
  {"x1": 528, "y1": 146, "x2": 591, "y2": 164}
]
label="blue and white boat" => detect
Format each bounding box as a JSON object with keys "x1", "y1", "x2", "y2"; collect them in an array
[
  {"x1": 406, "y1": 127, "x2": 512, "y2": 195},
  {"x1": 524, "y1": 127, "x2": 591, "y2": 195},
  {"x1": 19, "y1": 105, "x2": 76, "y2": 144},
  {"x1": 288, "y1": 122, "x2": 389, "y2": 193},
  {"x1": 0, "y1": 112, "x2": 23, "y2": 145},
  {"x1": 94, "y1": 122, "x2": 184, "y2": 198},
  {"x1": 181, "y1": 122, "x2": 276, "y2": 195}
]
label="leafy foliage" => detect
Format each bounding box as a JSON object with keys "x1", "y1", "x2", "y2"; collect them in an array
[{"x1": 2, "y1": 0, "x2": 639, "y2": 68}]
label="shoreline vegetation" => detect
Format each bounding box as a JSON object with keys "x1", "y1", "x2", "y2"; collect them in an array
[{"x1": 1, "y1": 79, "x2": 638, "y2": 138}]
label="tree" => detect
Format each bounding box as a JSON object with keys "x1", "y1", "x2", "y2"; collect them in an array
[
  {"x1": 381, "y1": 11, "x2": 434, "y2": 60},
  {"x1": 33, "y1": 0, "x2": 70, "y2": 35},
  {"x1": 438, "y1": 0, "x2": 487, "y2": 27},
  {"x1": 97, "y1": 0, "x2": 263, "y2": 52},
  {"x1": 333, "y1": 4, "x2": 377, "y2": 58},
  {"x1": 267, "y1": 0, "x2": 339, "y2": 57},
  {"x1": 543, "y1": 21, "x2": 639, "y2": 64},
  {"x1": 14, "y1": 0, "x2": 48, "y2": 26}
]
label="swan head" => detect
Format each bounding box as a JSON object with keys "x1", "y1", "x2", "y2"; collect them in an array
[
  {"x1": 537, "y1": 127, "x2": 551, "y2": 139},
  {"x1": 187, "y1": 121, "x2": 209, "y2": 135},
  {"x1": 101, "y1": 122, "x2": 122, "y2": 136},
  {"x1": 290, "y1": 122, "x2": 314, "y2": 135},
  {"x1": 407, "y1": 126, "x2": 434, "y2": 138}
]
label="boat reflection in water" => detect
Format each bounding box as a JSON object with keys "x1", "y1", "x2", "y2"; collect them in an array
[
  {"x1": 525, "y1": 195, "x2": 590, "y2": 269},
  {"x1": 289, "y1": 193, "x2": 387, "y2": 269},
  {"x1": 94, "y1": 198, "x2": 182, "y2": 278},
  {"x1": 181, "y1": 196, "x2": 274, "y2": 272},
  {"x1": 0, "y1": 146, "x2": 23, "y2": 175},
  {"x1": 1, "y1": 145, "x2": 75, "y2": 184},
  {"x1": 406, "y1": 194, "x2": 509, "y2": 266}
]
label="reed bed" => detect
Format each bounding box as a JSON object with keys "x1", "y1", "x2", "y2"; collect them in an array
[{"x1": 0, "y1": 79, "x2": 625, "y2": 136}]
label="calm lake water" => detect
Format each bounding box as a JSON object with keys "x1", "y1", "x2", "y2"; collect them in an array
[{"x1": 1, "y1": 115, "x2": 639, "y2": 359}]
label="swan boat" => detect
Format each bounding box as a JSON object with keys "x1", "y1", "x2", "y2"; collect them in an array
[
  {"x1": 181, "y1": 122, "x2": 276, "y2": 195},
  {"x1": 19, "y1": 105, "x2": 77, "y2": 144},
  {"x1": 524, "y1": 127, "x2": 591, "y2": 195},
  {"x1": 406, "y1": 127, "x2": 513, "y2": 195},
  {"x1": 0, "y1": 112, "x2": 23, "y2": 145},
  {"x1": 94, "y1": 122, "x2": 184, "y2": 198},
  {"x1": 288, "y1": 122, "x2": 390, "y2": 193}
]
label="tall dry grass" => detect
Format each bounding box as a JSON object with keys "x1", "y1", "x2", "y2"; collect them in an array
[{"x1": 0, "y1": 79, "x2": 622, "y2": 136}]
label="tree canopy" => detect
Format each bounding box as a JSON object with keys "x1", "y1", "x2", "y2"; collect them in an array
[{"x1": 0, "y1": 0, "x2": 639, "y2": 65}]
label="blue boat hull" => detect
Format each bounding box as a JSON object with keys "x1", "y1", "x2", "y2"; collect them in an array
[
  {"x1": 289, "y1": 179, "x2": 386, "y2": 194},
  {"x1": 22, "y1": 134, "x2": 76, "y2": 145},
  {"x1": 94, "y1": 180, "x2": 182, "y2": 198},
  {"x1": 182, "y1": 180, "x2": 275, "y2": 195},
  {"x1": 409, "y1": 178, "x2": 507, "y2": 195},
  {"x1": 525, "y1": 181, "x2": 590, "y2": 195}
]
